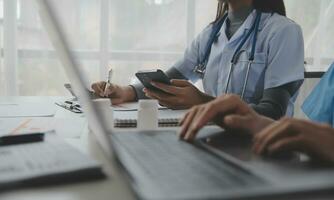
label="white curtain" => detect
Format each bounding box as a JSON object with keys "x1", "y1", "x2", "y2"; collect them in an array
[{"x1": 0, "y1": 0, "x2": 333, "y2": 97}]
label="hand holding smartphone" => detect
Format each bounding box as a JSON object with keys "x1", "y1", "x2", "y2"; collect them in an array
[{"x1": 135, "y1": 70, "x2": 171, "y2": 93}]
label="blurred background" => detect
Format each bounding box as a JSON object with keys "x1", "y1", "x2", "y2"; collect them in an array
[{"x1": 0, "y1": 0, "x2": 332, "y2": 112}]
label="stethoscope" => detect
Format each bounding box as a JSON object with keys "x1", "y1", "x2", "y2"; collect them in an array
[{"x1": 194, "y1": 10, "x2": 262, "y2": 100}]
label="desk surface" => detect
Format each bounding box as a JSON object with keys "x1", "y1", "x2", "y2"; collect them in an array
[
  {"x1": 0, "y1": 96, "x2": 136, "y2": 200},
  {"x1": 0, "y1": 96, "x2": 333, "y2": 200}
]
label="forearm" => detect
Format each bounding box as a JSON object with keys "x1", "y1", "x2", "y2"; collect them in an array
[
  {"x1": 250, "y1": 86, "x2": 291, "y2": 120},
  {"x1": 251, "y1": 101, "x2": 287, "y2": 120},
  {"x1": 130, "y1": 67, "x2": 187, "y2": 101}
]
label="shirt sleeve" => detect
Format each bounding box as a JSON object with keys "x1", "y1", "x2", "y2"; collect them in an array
[
  {"x1": 264, "y1": 22, "x2": 305, "y2": 89},
  {"x1": 173, "y1": 25, "x2": 212, "y2": 82},
  {"x1": 131, "y1": 25, "x2": 212, "y2": 100},
  {"x1": 251, "y1": 81, "x2": 302, "y2": 120},
  {"x1": 302, "y1": 63, "x2": 334, "y2": 125}
]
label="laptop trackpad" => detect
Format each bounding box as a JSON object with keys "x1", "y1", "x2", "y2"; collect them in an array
[{"x1": 199, "y1": 130, "x2": 297, "y2": 162}]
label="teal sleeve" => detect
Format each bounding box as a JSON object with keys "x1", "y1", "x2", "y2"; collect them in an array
[{"x1": 302, "y1": 63, "x2": 334, "y2": 126}]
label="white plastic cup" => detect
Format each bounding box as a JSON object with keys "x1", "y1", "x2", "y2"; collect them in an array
[
  {"x1": 137, "y1": 100, "x2": 159, "y2": 130},
  {"x1": 92, "y1": 99, "x2": 114, "y2": 131}
]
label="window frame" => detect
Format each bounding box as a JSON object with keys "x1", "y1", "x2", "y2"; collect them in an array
[{"x1": 2, "y1": 0, "x2": 332, "y2": 96}]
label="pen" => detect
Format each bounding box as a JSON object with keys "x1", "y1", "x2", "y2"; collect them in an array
[
  {"x1": 0, "y1": 133, "x2": 45, "y2": 146},
  {"x1": 103, "y1": 68, "x2": 113, "y2": 97},
  {"x1": 55, "y1": 102, "x2": 83, "y2": 114}
]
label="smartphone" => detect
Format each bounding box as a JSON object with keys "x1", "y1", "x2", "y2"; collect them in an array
[{"x1": 135, "y1": 69, "x2": 171, "y2": 93}]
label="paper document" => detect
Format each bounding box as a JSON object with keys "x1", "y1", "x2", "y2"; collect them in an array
[
  {"x1": 112, "y1": 102, "x2": 167, "y2": 111},
  {"x1": 114, "y1": 109, "x2": 187, "y2": 120},
  {"x1": 0, "y1": 118, "x2": 86, "y2": 138},
  {"x1": 0, "y1": 103, "x2": 55, "y2": 118}
]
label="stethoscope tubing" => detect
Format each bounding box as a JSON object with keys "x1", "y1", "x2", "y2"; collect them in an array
[
  {"x1": 225, "y1": 11, "x2": 262, "y2": 99},
  {"x1": 196, "y1": 10, "x2": 262, "y2": 100},
  {"x1": 241, "y1": 61, "x2": 253, "y2": 99}
]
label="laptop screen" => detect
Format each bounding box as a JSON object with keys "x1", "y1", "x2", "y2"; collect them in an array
[{"x1": 35, "y1": 0, "x2": 114, "y2": 156}]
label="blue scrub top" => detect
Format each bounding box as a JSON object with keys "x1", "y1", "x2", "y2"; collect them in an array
[
  {"x1": 173, "y1": 10, "x2": 305, "y2": 116},
  {"x1": 302, "y1": 63, "x2": 334, "y2": 126}
]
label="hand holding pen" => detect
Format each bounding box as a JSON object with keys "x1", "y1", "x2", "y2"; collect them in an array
[
  {"x1": 103, "y1": 68, "x2": 113, "y2": 97},
  {"x1": 91, "y1": 68, "x2": 137, "y2": 104}
]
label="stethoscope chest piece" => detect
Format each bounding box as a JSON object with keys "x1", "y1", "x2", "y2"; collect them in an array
[{"x1": 193, "y1": 64, "x2": 206, "y2": 78}]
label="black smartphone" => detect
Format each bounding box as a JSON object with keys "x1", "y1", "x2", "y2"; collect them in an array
[{"x1": 135, "y1": 69, "x2": 171, "y2": 93}]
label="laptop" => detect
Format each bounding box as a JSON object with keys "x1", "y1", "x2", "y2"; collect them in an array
[{"x1": 36, "y1": 1, "x2": 334, "y2": 199}]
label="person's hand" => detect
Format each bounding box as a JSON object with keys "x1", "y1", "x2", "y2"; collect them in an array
[
  {"x1": 253, "y1": 118, "x2": 334, "y2": 163},
  {"x1": 143, "y1": 79, "x2": 214, "y2": 110},
  {"x1": 179, "y1": 95, "x2": 274, "y2": 141},
  {"x1": 91, "y1": 81, "x2": 136, "y2": 104}
]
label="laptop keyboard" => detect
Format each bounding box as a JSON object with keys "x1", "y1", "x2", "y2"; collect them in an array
[{"x1": 113, "y1": 131, "x2": 265, "y2": 195}]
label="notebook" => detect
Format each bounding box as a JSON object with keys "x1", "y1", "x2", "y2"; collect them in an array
[
  {"x1": 114, "y1": 109, "x2": 186, "y2": 128},
  {"x1": 114, "y1": 118, "x2": 180, "y2": 128},
  {"x1": 114, "y1": 109, "x2": 193, "y2": 128},
  {"x1": 113, "y1": 109, "x2": 217, "y2": 128}
]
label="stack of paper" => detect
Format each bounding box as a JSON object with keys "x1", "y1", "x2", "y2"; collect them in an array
[
  {"x1": 0, "y1": 103, "x2": 56, "y2": 118},
  {"x1": 0, "y1": 118, "x2": 87, "y2": 138}
]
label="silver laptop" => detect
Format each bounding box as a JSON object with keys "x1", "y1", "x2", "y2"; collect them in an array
[{"x1": 36, "y1": 1, "x2": 334, "y2": 199}]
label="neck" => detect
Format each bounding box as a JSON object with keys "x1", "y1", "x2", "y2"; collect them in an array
[{"x1": 228, "y1": 0, "x2": 253, "y2": 12}]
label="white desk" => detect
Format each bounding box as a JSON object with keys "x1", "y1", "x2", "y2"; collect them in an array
[
  {"x1": 0, "y1": 96, "x2": 136, "y2": 200},
  {"x1": 1, "y1": 96, "x2": 334, "y2": 200}
]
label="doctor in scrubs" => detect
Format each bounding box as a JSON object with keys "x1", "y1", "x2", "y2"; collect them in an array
[{"x1": 92, "y1": 0, "x2": 305, "y2": 120}]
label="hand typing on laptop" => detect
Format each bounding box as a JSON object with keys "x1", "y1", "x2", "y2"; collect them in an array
[
  {"x1": 179, "y1": 95, "x2": 274, "y2": 140},
  {"x1": 253, "y1": 118, "x2": 334, "y2": 163},
  {"x1": 180, "y1": 95, "x2": 334, "y2": 164}
]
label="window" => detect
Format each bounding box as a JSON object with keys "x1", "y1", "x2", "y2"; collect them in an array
[
  {"x1": 285, "y1": 0, "x2": 334, "y2": 71},
  {"x1": 0, "y1": 0, "x2": 332, "y2": 96},
  {"x1": 16, "y1": 0, "x2": 101, "y2": 95}
]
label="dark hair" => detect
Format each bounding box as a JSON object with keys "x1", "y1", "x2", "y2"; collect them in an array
[{"x1": 215, "y1": 0, "x2": 286, "y2": 22}]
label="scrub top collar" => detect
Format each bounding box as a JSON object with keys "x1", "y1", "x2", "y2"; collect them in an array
[{"x1": 219, "y1": 10, "x2": 271, "y2": 44}]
